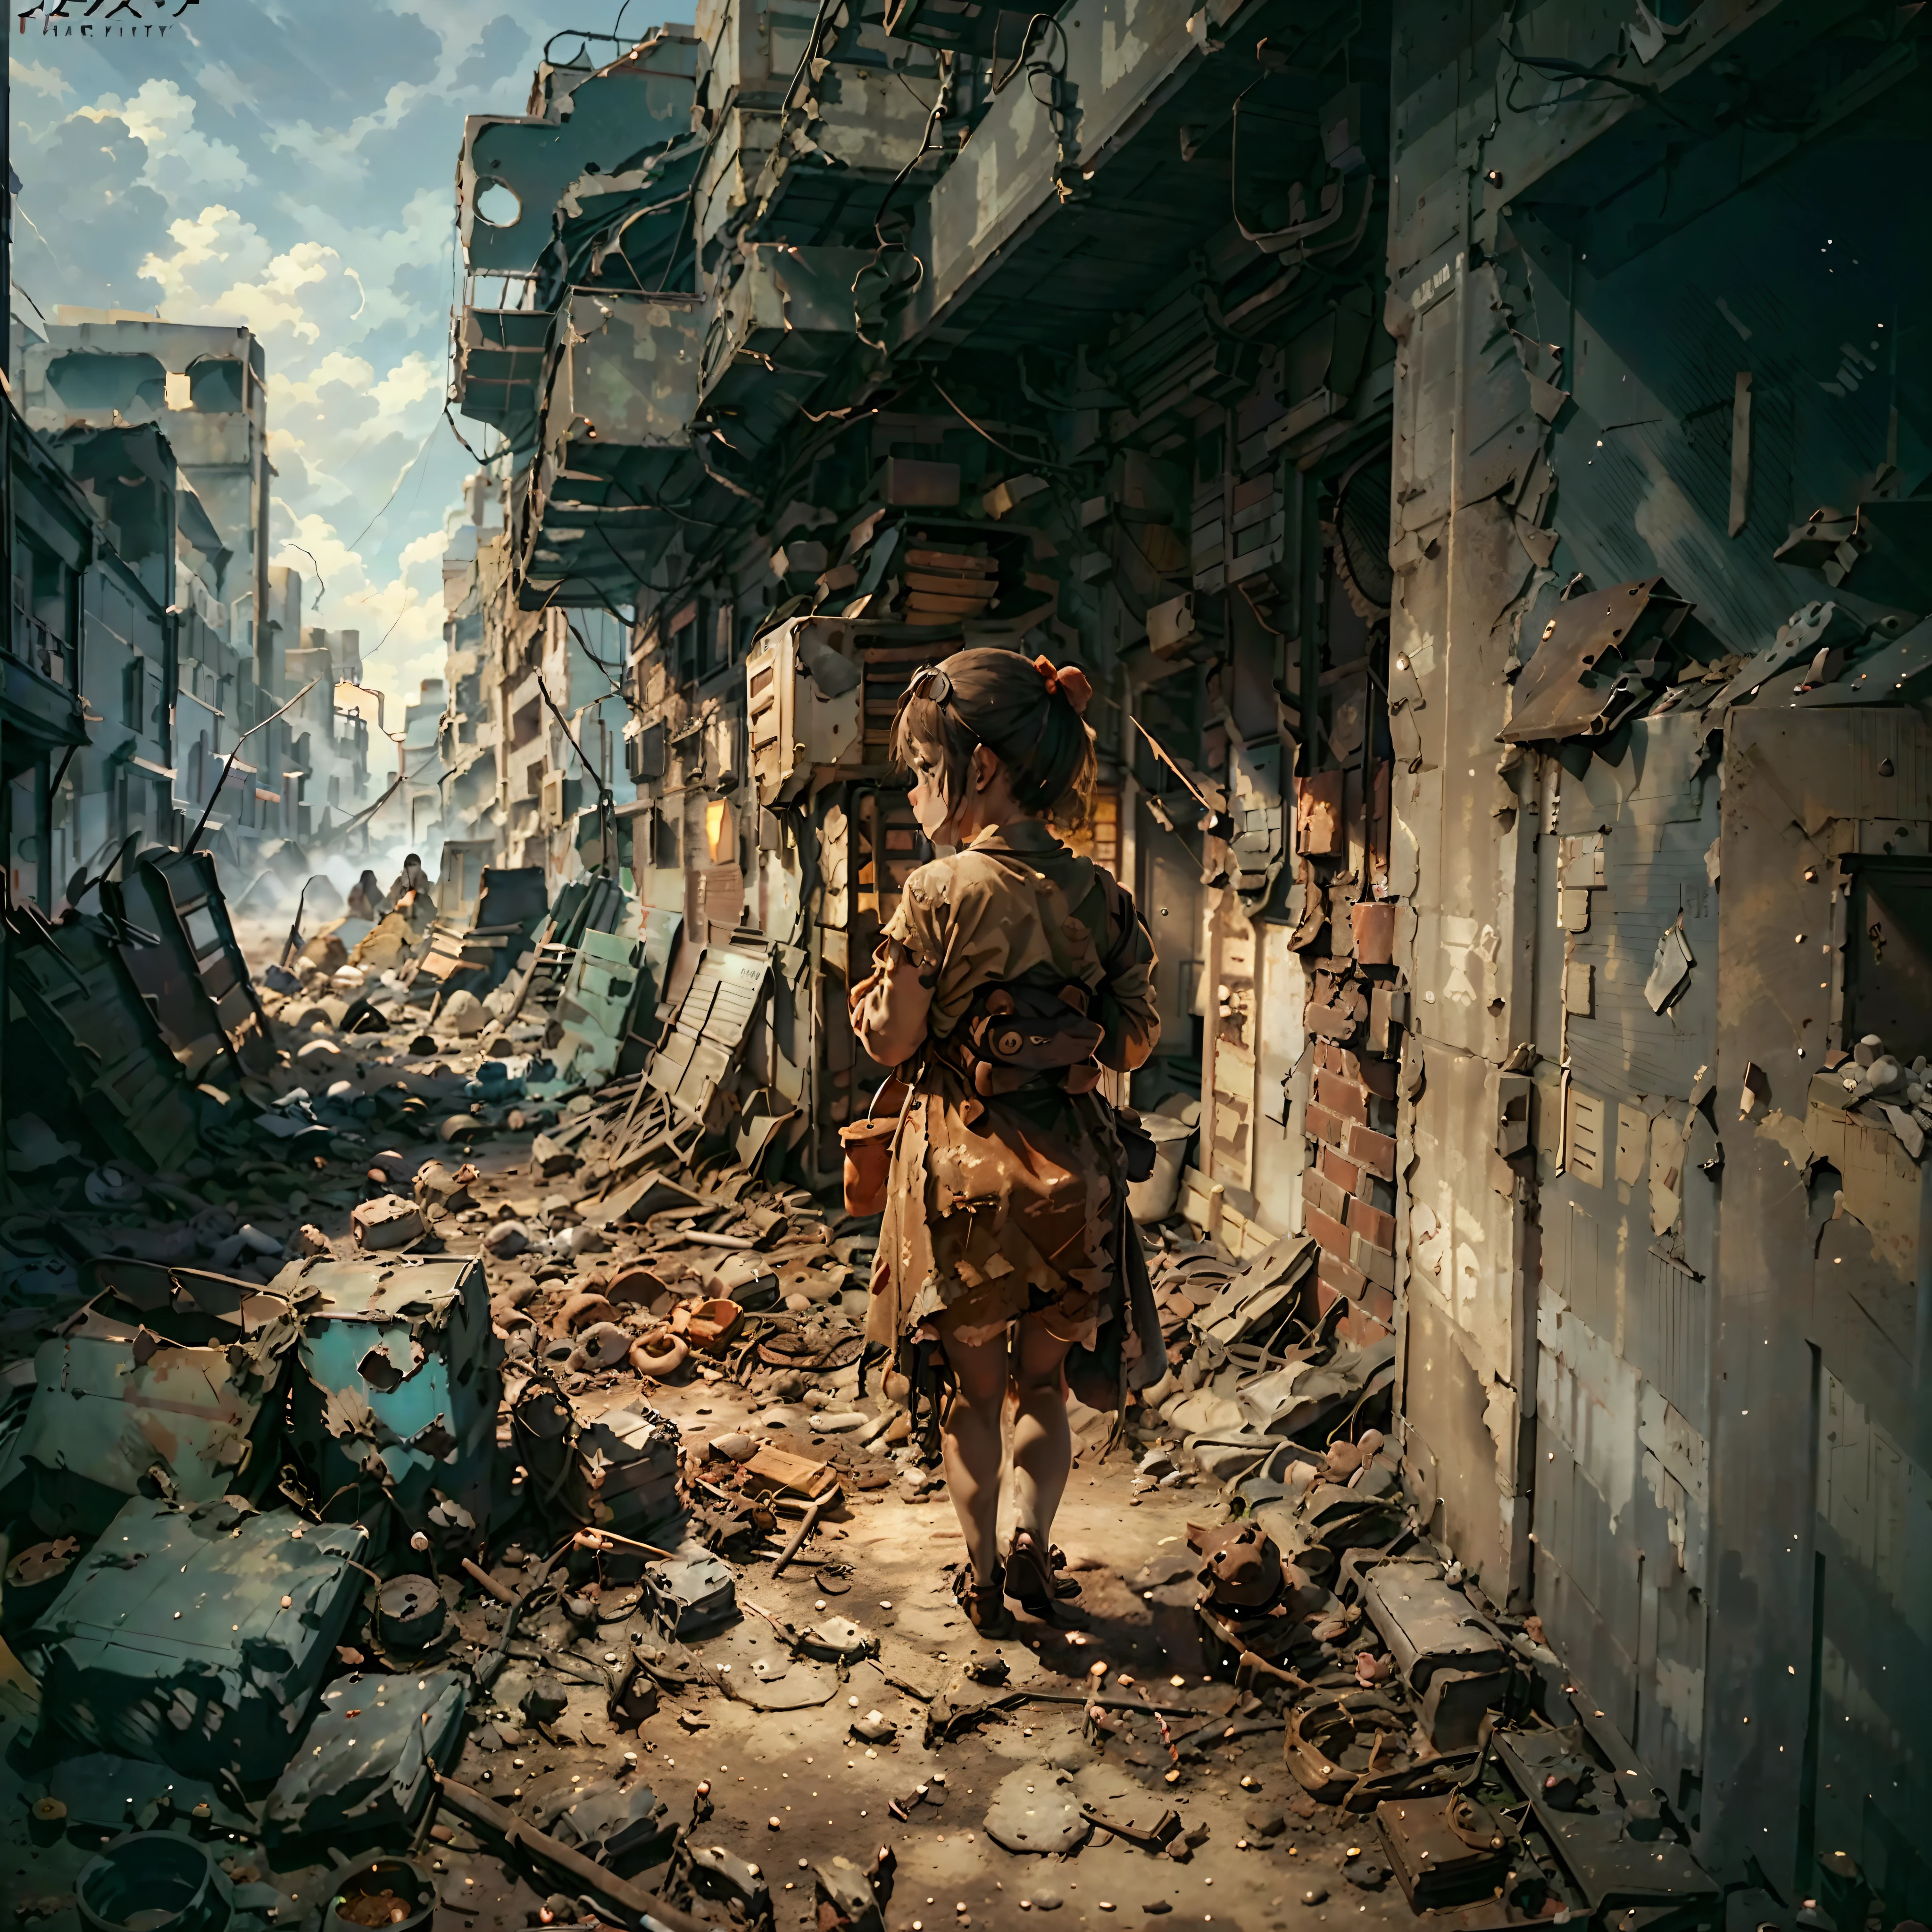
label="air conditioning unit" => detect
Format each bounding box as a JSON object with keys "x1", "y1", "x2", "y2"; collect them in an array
[{"x1": 744, "y1": 618, "x2": 864, "y2": 807}]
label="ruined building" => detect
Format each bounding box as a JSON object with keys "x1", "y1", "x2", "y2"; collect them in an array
[
  {"x1": 443, "y1": 0, "x2": 1930, "y2": 1893},
  {"x1": 8, "y1": 312, "x2": 365, "y2": 875}
]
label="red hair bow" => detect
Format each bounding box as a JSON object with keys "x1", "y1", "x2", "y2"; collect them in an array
[{"x1": 1033, "y1": 655, "x2": 1093, "y2": 715}]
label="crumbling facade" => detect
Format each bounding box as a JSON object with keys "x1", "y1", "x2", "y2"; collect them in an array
[
  {"x1": 411, "y1": 0, "x2": 1924, "y2": 1900},
  {"x1": 9, "y1": 311, "x2": 376, "y2": 878},
  {"x1": 437, "y1": 477, "x2": 639, "y2": 892}
]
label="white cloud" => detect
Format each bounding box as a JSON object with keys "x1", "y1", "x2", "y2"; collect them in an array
[
  {"x1": 274, "y1": 511, "x2": 366, "y2": 588},
  {"x1": 370, "y1": 351, "x2": 442, "y2": 416},
  {"x1": 80, "y1": 79, "x2": 251, "y2": 197},
  {"x1": 263, "y1": 79, "x2": 440, "y2": 188},
  {"x1": 192, "y1": 61, "x2": 254, "y2": 119},
  {"x1": 140, "y1": 206, "x2": 348, "y2": 344},
  {"x1": 295, "y1": 184, "x2": 455, "y2": 338},
  {"x1": 305, "y1": 348, "x2": 380, "y2": 391},
  {"x1": 138, "y1": 204, "x2": 268, "y2": 304},
  {"x1": 398, "y1": 525, "x2": 450, "y2": 570},
  {"x1": 271, "y1": 503, "x2": 450, "y2": 711},
  {"x1": 10, "y1": 57, "x2": 69, "y2": 105}
]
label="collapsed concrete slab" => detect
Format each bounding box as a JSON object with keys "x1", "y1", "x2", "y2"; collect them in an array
[
  {"x1": 262, "y1": 1668, "x2": 466, "y2": 1841},
  {"x1": 27, "y1": 1494, "x2": 366, "y2": 1783},
  {"x1": 0, "y1": 1261, "x2": 299, "y2": 1538}
]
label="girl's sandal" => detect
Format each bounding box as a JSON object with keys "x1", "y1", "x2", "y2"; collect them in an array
[
  {"x1": 1005, "y1": 1530, "x2": 1089, "y2": 1627},
  {"x1": 1047, "y1": 1545, "x2": 1082, "y2": 1600},
  {"x1": 952, "y1": 1560, "x2": 1016, "y2": 1637}
]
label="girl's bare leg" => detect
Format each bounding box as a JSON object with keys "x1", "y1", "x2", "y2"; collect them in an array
[
  {"x1": 1009, "y1": 1313, "x2": 1075, "y2": 1548},
  {"x1": 939, "y1": 1325, "x2": 1010, "y2": 1583}
]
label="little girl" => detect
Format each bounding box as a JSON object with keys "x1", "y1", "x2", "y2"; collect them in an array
[{"x1": 851, "y1": 647, "x2": 1162, "y2": 1634}]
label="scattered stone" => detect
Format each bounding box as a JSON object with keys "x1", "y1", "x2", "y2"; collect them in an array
[
  {"x1": 521, "y1": 1677, "x2": 568, "y2": 1723},
  {"x1": 530, "y1": 1133, "x2": 577, "y2": 1178},
  {"x1": 984, "y1": 1767, "x2": 1089, "y2": 1855},
  {"x1": 414, "y1": 1159, "x2": 477, "y2": 1212},
  {"x1": 350, "y1": 1193, "x2": 424, "y2": 1251},
  {"x1": 483, "y1": 1219, "x2": 530, "y2": 1257},
  {"x1": 439, "y1": 990, "x2": 488, "y2": 1035},
  {"x1": 569, "y1": 1322, "x2": 634, "y2": 1372}
]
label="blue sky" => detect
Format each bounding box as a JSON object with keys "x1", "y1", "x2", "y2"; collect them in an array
[{"x1": 10, "y1": 0, "x2": 650, "y2": 708}]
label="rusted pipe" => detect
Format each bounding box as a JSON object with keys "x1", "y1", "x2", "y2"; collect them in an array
[
  {"x1": 772, "y1": 1486, "x2": 839, "y2": 1578},
  {"x1": 435, "y1": 1775, "x2": 708, "y2": 1932},
  {"x1": 459, "y1": 1557, "x2": 515, "y2": 1605},
  {"x1": 573, "y1": 1528, "x2": 677, "y2": 1560}
]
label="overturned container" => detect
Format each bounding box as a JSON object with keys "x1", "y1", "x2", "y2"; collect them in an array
[{"x1": 276, "y1": 1256, "x2": 503, "y2": 1561}]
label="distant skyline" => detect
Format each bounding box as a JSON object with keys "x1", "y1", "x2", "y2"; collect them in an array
[{"x1": 9, "y1": 0, "x2": 653, "y2": 708}]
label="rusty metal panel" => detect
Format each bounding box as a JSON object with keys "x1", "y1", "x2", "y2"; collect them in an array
[
  {"x1": 1627, "y1": 1247, "x2": 1710, "y2": 1437},
  {"x1": 1712, "y1": 706, "x2": 1932, "y2": 1869}
]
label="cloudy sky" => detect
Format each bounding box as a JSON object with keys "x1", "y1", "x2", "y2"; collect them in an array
[{"x1": 10, "y1": 0, "x2": 645, "y2": 707}]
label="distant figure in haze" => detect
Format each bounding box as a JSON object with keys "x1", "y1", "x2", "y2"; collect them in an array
[
  {"x1": 388, "y1": 851, "x2": 436, "y2": 917},
  {"x1": 347, "y1": 869, "x2": 384, "y2": 921}
]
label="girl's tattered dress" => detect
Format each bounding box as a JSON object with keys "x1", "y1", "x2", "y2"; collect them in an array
[{"x1": 863, "y1": 820, "x2": 1165, "y2": 1407}]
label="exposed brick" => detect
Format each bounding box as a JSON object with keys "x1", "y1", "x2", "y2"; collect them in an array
[
  {"x1": 1354, "y1": 1235, "x2": 1395, "y2": 1292},
  {"x1": 1305, "y1": 1102, "x2": 1342, "y2": 1148},
  {"x1": 1346, "y1": 1195, "x2": 1397, "y2": 1253},
  {"x1": 1307, "y1": 1206, "x2": 1353, "y2": 1263},
  {"x1": 1315, "y1": 1071, "x2": 1368, "y2": 1124},
  {"x1": 1348, "y1": 1122, "x2": 1397, "y2": 1180},
  {"x1": 1316, "y1": 1249, "x2": 1368, "y2": 1303},
  {"x1": 1359, "y1": 1057, "x2": 1398, "y2": 1101},
  {"x1": 1338, "y1": 1282, "x2": 1396, "y2": 1342},
  {"x1": 1306, "y1": 1170, "x2": 1348, "y2": 1224},
  {"x1": 1318, "y1": 1147, "x2": 1361, "y2": 1195},
  {"x1": 1352, "y1": 899, "x2": 1397, "y2": 966}
]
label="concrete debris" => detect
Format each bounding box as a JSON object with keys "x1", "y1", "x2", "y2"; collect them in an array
[
  {"x1": 0, "y1": 1260, "x2": 300, "y2": 1535},
  {"x1": 29, "y1": 1495, "x2": 367, "y2": 1782},
  {"x1": 984, "y1": 1765, "x2": 1091, "y2": 1854},
  {"x1": 263, "y1": 1670, "x2": 466, "y2": 1841},
  {"x1": 349, "y1": 1193, "x2": 425, "y2": 1250}
]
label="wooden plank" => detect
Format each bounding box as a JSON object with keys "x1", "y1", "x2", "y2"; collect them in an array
[
  {"x1": 742, "y1": 1443, "x2": 840, "y2": 1500},
  {"x1": 903, "y1": 591, "x2": 990, "y2": 616},
  {"x1": 903, "y1": 568, "x2": 996, "y2": 594}
]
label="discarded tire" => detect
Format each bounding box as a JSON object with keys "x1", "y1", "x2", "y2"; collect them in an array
[{"x1": 77, "y1": 1832, "x2": 232, "y2": 1932}]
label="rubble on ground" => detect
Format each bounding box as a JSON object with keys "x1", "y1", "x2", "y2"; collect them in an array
[{"x1": 0, "y1": 869, "x2": 1724, "y2": 1932}]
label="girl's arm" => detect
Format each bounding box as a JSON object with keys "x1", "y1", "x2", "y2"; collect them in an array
[{"x1": 851, "y1": 940, "x2": 934, "y2": 1066}]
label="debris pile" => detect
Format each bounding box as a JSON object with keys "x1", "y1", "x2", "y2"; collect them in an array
[
  {"x1": 1812, "y1": 1029, "x2": 1932, "y2": 1161},
  {"x1": 0, "y1": 855, "x2": 1728, "y2": 1932}
]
